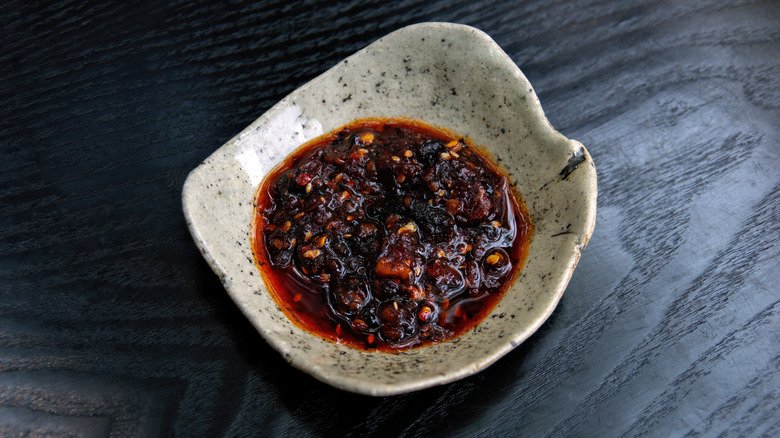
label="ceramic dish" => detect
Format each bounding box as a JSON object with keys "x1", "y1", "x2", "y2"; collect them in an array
[{"x1": 182, "y1": 22, "x2": 596, "y2": 396}]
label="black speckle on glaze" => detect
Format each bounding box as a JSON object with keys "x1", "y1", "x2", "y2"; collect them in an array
[
  {"x1": 551, "y1": 223, "x2": 574, "y2": 237},
  {"x1": 560, "y1": 146, "x2": 586, "y2": 180}
]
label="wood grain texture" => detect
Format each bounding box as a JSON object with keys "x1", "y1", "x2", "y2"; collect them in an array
[{"x1": 1, "y1": 0, "x2": 778, "y2": 436}]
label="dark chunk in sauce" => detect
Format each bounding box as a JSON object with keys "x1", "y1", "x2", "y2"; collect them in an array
[{"x1": 252, "y1": 119, "x2": 532, "y2": 352}]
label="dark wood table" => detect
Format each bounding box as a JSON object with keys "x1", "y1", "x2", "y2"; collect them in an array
[{"x1": 2, "y1": 0, "x2": 778, "y2": 436}]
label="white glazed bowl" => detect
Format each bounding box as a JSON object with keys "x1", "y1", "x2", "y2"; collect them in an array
[{"x1": 182, "y1": 23, "x2": 596, "y2": 396}]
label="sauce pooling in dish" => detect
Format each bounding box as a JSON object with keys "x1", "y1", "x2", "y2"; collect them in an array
[{"x1": 252, "y1": 119, "x2": 532, "y2": 351}]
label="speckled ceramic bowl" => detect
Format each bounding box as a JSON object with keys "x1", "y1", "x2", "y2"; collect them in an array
[{"x1": 182, "y1": 23, "x2": 596, "y2": 396}]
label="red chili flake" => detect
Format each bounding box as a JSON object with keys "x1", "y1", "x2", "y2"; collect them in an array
[
  {"x1": 418, "y1": 305, "x2": 433, "y2": 322},
  {"x1": 295, "y1": 173, "x2": 313, "y2": 186},
  {"x1": 453, "y1": 306, "x2": 463, "y2": 318}
]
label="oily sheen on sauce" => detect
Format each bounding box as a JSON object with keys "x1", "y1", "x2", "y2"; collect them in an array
[{"x1": 252, "y1": 119, "x2": 532, "y2": 352}]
